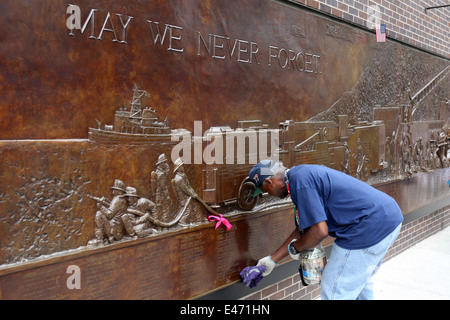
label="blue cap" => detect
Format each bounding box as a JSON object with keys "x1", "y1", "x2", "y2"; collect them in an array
[{"x1": 248, "y1": 160, "x2": 279, "y2": 197}]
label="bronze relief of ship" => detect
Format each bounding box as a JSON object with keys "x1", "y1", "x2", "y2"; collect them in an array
[{"x1": 89, "y1": 85, "x2": 190, "y2": 144}]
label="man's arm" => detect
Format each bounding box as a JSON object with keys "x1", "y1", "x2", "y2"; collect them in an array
[{"x1": 270, "y1": 221, "x2": 328, "y2": 263}]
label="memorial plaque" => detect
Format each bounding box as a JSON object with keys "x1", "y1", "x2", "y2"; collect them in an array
[
  {"x1": 215, "y1": 226, "x2": 245, "y2": 286},
  {"x1": 0, "y1": 0, "x2": 448, "y2": 300},
  {"x1": 134, "y1": 239, "x2": 177, "y2": 300}
]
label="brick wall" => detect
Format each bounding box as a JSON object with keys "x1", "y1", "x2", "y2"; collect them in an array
[
  {"x1": 241, "y1": 204, "x2": 450, "y2": 300},
  {"x1": 288, "y1": 0, "x2": 450, "y2": 58}
]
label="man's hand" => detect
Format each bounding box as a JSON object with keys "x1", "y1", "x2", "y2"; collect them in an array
[{"x1": 256, "y1": 256, "x2": 278, "y2": 276}]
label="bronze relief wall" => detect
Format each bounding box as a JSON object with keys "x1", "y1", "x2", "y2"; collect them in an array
[{"x1": 0, "y1": 0, "x2": 448, "y2": 299}]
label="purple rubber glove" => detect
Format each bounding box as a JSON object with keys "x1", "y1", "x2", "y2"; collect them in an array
[{"x1": 240, "y1": 265, "x2": 266, "y2": 288}]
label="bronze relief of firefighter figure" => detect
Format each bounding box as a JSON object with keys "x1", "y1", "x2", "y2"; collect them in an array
[
  {"x1": 88, "y1": 156, "x2": 223, "y2": 246},
  {"x1": 341, "y1": 139, "x2": 371, "y2": 181},
  {"x1": 88, "y1": 180, "x2": 157, "y2": 245}
]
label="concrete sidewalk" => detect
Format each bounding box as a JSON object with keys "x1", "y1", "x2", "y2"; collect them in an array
[{"x1": 373, "y1": 226, "x2": 450, "y2": 300}]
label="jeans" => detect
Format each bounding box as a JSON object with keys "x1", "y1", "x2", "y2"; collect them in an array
[{"x1": 320, "y1": 223, "x2": 402, "y2": 300}]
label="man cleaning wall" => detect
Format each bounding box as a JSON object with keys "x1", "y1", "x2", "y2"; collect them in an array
[{"x1": 241, "y1": 160, "x2": 403, "y2": 300}]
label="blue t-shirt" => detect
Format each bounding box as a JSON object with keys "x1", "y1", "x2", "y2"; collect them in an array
[{"x1": 287, "y1": 165, "x2": 403, "y2": 250}]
